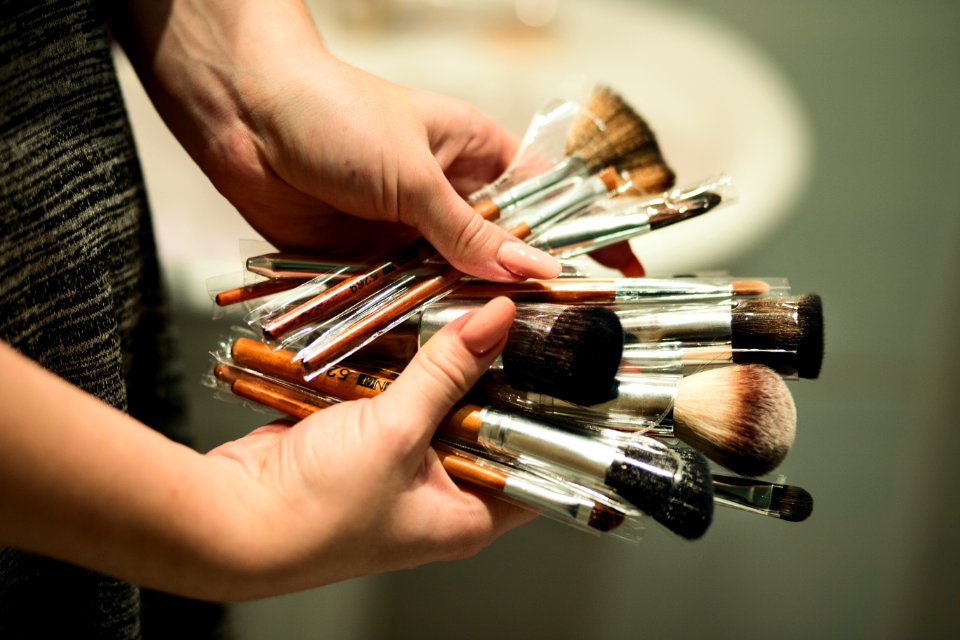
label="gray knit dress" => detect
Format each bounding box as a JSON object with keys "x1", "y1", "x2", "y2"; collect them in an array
[{"x1": 1, "y1": 0, "x2": 225, "y2": 636}]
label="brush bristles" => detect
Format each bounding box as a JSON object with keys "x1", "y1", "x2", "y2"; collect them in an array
[
  {"x1": 502, "y1": 305, "x2": 624, "y2": 405},
  {"x1": 673, "y1": 364, "x2": 797, "y2": 477},
  {"x1": 565, "y1": 86, "x2": 673, "y2": 187},
  {"x1": 771, "y1": 485, "x2": 814, "y2": 522},
  {"x1": 605, "y1": 442, "x2": 713, "y2": 539},
  {"x1": 731, "y1": 294, "x2": 825, "y2": 379}
]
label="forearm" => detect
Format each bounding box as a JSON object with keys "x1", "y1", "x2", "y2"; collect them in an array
[
  {"x1": 0, "y1": 341, "x2": 268, "y2": 600},
  {"x1": 106, "y1": 0, "x2": 329, "y2": 171}
]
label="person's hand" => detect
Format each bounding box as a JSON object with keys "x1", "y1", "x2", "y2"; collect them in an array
[
  {"x1": 0, "y1": 298, "x2": 533, "y2": 601},
  {"x1": 204, "y1": 296, "x2": 533, "y2": 597},
  {"x1": 111, "y1": 0, "x2": 561, "y2": 282}
]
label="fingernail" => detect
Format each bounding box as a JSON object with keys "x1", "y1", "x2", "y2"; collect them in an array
[
  {"x1": 459, "y1": 297, "x2": 516, "y2": 356},
  {"x1": 496, "y1": 241, "x2": 562, "y2": 279}
]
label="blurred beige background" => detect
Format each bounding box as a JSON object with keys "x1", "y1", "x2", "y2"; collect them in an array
[{"x1": 116, "y1": 1, "x2": 960, "y2": 638}]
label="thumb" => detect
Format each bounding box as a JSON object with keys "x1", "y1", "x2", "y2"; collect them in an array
[
  {"x1": 372, "y1": 296, "x2": 516, "y2": 453},
  {"x1": 409, "y1": 175, "x2": 562, "y2": 282}
]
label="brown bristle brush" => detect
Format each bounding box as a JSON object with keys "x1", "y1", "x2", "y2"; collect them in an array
[
  {"x1": 672, "y1": 364, "x2": 797, "y2": 477},
  {"x1": 564, "y1": 85, "x2": 675, "y2": 195},
  {"x1": 474, "y1": 84, "x2": 675, "y2": 218},
  {"x1": 477, "y1": 363, "x2": 797, "y2": 478},
  {"x1": 350, "y1": 303, "x2": 626, "y2": 406}
]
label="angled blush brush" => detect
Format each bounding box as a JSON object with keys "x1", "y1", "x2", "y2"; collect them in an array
[
  {"x1": 712, "y1": 473, "x2": 814, "y2": 522},
  {"x1": 225, "y1": 337, "x2": 714, "y2": 539}
]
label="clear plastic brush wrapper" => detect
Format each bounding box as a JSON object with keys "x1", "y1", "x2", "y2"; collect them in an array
[
  {"x1": 618, "y1": 291, "x2": 825, "y2": 380},
  {"x1": 433, "y1": 440, "x2": 646, "y2": 541},
  {"x1": 526, "y1": 174, "x2": 736, "y2": 260},
  {"x1": 448, "y1": 275, "x2": 790, "y2": 305},
  {"x1": 209, "y1": 347, "x2": 651, "y2": 540},
  {"x1": 475, "y1": 369, "x2": 680, "y2": 436}
]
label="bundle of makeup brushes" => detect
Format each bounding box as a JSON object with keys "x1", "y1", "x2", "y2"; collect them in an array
[{"x1": 207, "y1": 85, "x2": 821, "y2": 542}]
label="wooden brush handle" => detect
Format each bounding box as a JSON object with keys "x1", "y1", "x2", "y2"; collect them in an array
[
  {"x1": 229, "y1": 337, "x2": 485, "y2": 443},
  {"x1": 214, "y1": 362, "x2": 500, "y2": 492},
  {"x1": 260, "y1": 203, "x2": 504, "y2": 341}
]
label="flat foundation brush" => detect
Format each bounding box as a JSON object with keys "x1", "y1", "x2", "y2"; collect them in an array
[
  {"x1": 479, "y1": 363, "x2": 797, "y2": 477},
  {"x1": 225, "y1": 337, "x2": 714, "y2": 539},
  {"x1": 712, "y1": 473, "x2": 814, "y2": 522},
  {"x1": 212, "y1": 363, "x2": 634, "y2": 536}
]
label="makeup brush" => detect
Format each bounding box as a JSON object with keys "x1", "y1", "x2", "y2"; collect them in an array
[
  {"x1": 432, "y1": 443, "x2": 633, "y2": 535},
  {"x1": 213, "y1": 362, "x2": 633, "y2": 535},
  {"x1": 712, "y1": 473, "x2": 813, "y2": 522},
  {"x1": 479, "y1": 363, "x2": 797, "y2": 477},
  {"x1": 618, "y1": 294, "x2": 825, "y2": 379},
  {"x1": 225, "y1": 337, "x2": 714, "y2": 539},
  {"x1": 472, "y1": 84, "x2": 674, "y2": 217},
  {"x1": 527, "y1": 188, "x2": 722, "y2": 260},
  {"x1": 448, "y1": 277, "x2": 773, "y2": 304},
  {"x1": 347, "y1": 302, "x2": 624, "y2": 405},
  {"x1": 500, "y1": 304, "x2": 623, "y2": 405}
]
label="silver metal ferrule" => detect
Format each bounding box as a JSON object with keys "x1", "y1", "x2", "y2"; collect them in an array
[
  {"x1": 477, "y1": 407, "x2": 618, "y2": 478},
  {"x1": 505, "y1": 173, "x2": 615, "y2": 233},
  {"x1": 502, "y1": 474, "x2": 597, "y2": 528},
  {"x1": 490, "y1": 156, "x2": 585, "y2": 211},
  {"x1": 481, "y1": 374, "x2": 678, "y2": 431},
  {"x1": 616, "y1": 307, "x2": 733, "y2": 342},
  {"x1": 528, "y1": 211, "x2": 652, "y2": 259}
]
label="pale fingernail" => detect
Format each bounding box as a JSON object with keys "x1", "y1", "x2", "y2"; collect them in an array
[
  {"x1": 496, "y1": 241, "x2": 562, "y2": 279},
  {"x1": 458, "y1": 297, "x2": 516, "y2": 356}
]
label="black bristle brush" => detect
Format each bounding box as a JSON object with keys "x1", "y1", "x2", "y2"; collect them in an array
[
  {"x1": 619, "y1": 293, "x2": 825, "y2": 379},
  {"x1": 440, "y1": 414, "x2": 714, "y2": 540},
  {"x1": 500, "y1": 304, "x2": 624, "y2": 405},
  {"x1": 712, "y1": 473, "x2": 814, "y2": 522},
  {"x1": 352, "y1": 303, "x2": 625, "y2": 406}
]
